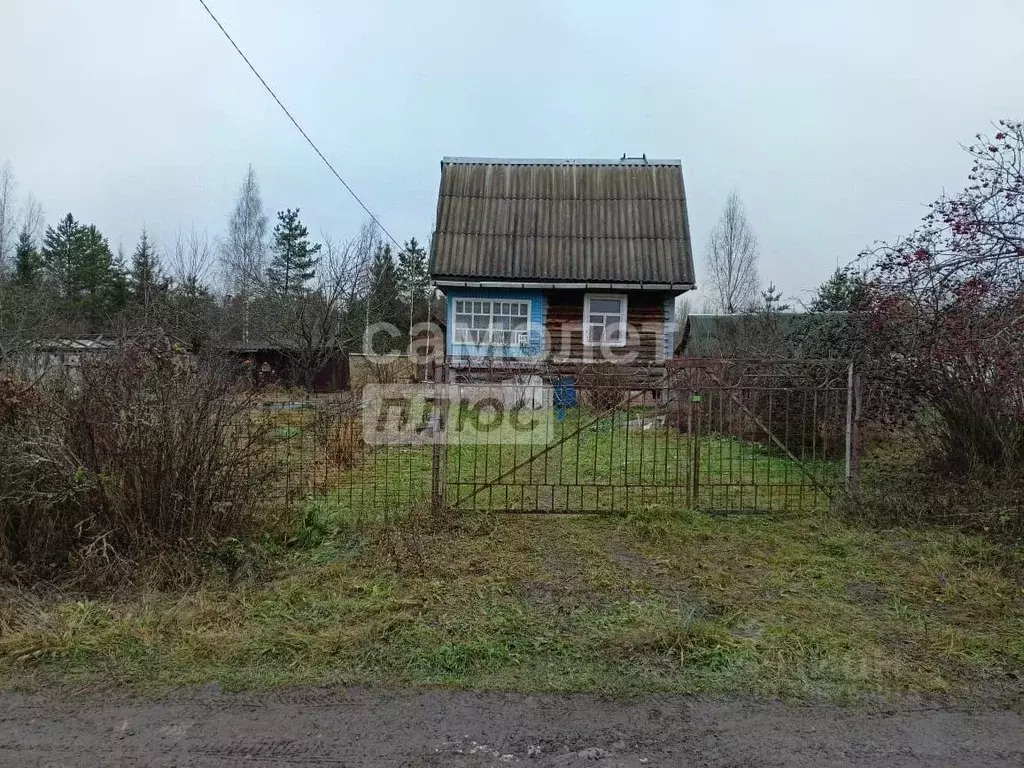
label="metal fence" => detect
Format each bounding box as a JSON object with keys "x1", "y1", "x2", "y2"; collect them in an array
[{"x1": 251, "y1": 357, "x2": 856, "y2": 523}]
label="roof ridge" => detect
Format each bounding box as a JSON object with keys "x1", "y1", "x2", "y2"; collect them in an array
[
  {"x1": 442, "y1": 156, "x2": 682, "y2": 166},
  {"x1": 437, "y1": 233, "x2": 687, "y2": 241}
]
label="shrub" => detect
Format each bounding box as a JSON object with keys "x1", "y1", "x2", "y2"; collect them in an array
[
  {"x1": 311, "y1": 402, "x2": 364, "y2": 471},
  {"x1": 846, "y1": 433, "x2": 1024, "y2": 539},
  {"x1": 348, "y1": 353, "x2": 417, "y2": 394},
  {"x1": 861, "y1": 120, "x2": 1024, "y2": 473},
  {"x1": 577, "y1": 363, "x2": 629, "y2": 412},
  {"x1": 668, "y1": 361, "x2": 848, "y2": 460},
  {"x1": 0, "y1": 339, "x2": 276, "y2": 585}
]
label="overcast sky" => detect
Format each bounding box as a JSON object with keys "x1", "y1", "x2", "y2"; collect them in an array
[{"x1": 2, "y1": 0, "x2": 1022, "y2": 305}]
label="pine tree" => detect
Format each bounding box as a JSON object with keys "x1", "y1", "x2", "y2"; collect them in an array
[
  {"x1": 41, "y1": 214, "x2": 125, "y2": 329},
  {"x1": 809, "y1": 266, "x2": 867, "y2": 313},
  {"x1": 365, "y1": 243, "x2": 403, "y2": 353},
  {"x1": 759, "y1": 282, "x2": 792, "y2": 313},
  {"x1": 108, "y1": 244, "x2": 131, "y2": 315},
  {"x1": 266, "y1": 208, "x2": 321, "y2": 294},
  {"x1": 76, "y1": 225, "x2": 123, "y2": 327},
  {"x1": 42, "y1": 213, "x2": 83, "y2": 300},
  {"x1": 801, "y1": 267, "x2": 869, "y2": 360},
  {"x1": 129, "y1": 228, "x2": 167, "y2": 307},
  {"x1": 13, "y1": 224, "x2": 41, "y2": 285},
  {"x1": 397, "y1": 238, "x2": 428, "y2": 300},
  {"x1": 397, "y1": 237, "x2": 429, "y2": 328}
]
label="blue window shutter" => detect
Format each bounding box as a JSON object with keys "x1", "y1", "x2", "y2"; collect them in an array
[{"x1": 531, "y1": 295, "x2": 546, "y2": 355}]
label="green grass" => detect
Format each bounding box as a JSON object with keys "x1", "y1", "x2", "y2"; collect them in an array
[
  {"x1": 5, "y1": 407, "x2": 1012, "y2": 699},
  {"x1": 311, "y1": 408, "x2": 841, "y2": 520},
  {"x1": 1, "y1": 510, "x2": 1020, "y2": 700}
]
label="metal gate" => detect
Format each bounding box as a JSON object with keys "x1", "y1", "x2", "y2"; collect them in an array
[{"x1": 437, "y1": 358, "x2": 854, "y2": 515}]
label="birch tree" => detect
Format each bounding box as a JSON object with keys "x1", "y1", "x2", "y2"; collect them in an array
[
  {"x1": 0, "y1": 161, "x2": 16, "y2": 274},
  {"x1": 704, "y1": 191, "x2": 760, "y2": 313},
  {"x1": 220, "y1": 165, "x2": 268, "y2": 344},
  {"x1": 220, "y1": 165, "x2": 268, "y2": 299}
]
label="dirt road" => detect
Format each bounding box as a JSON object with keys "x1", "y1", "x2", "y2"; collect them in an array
[{"x1": 1, "y1": 686, "x2": 1021, "y2": 767}]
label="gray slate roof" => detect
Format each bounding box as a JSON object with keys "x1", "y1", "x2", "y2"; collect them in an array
[{"x1": 429, "y1": 158, "x2": 695, "y2": 288}]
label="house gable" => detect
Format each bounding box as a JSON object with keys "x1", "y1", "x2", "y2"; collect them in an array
[
  {"x1": 431, "y1": 157, "x2": 695, "y2": 362},
  {"x1": 429, "y1": 157, "x2": 696, "y2": 289}
]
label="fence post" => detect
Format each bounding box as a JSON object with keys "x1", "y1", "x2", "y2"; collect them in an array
[
  {"x1": 691, "y1": 392, "x2": 701, "y2": 509},
  {"x1": 845, "y1": 362, "x2": 862, "y2": 497},
  {"x1": 850, "y1": 369, "x2": 863, "y2": 497},
  {"x1": 686, "y1": 386, "x2": 693, "y2": 509},
  {"x1": 430, "y1": 357, "x2": 447, "y2": 518}
]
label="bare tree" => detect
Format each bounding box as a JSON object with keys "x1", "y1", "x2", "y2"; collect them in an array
[
  {"x1": 257, "y1": 223, "x2": 377, "y2": 389},
  {"x1": 0, "y1": 280, "x2": 73, "y2": 367},
  {"x1": 704, "y1": 191, "x2": 760, "y2": 313},
  {"x1": 0, "y1": 161, "x2": 17, "y2": 274},
  {"x1": 220, "y1": 166, "x2": 268, "y2": 343},
  {"x1": 171, "y1": 226, "x2": 215, "y2": 298},
  {"x1": 20, "y1": 192, "x2": 45, "y2": 242}
]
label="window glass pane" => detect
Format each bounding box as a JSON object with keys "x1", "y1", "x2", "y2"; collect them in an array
[
  {"x1": 589, "y1": 298, "x2": 622, "y2": 314},
  {"x1": 453, "y1": 298, "x2": 531, "y2": 347},
  {"x1": 589, "y1": 324, "x2": 604, "y2": 342}
]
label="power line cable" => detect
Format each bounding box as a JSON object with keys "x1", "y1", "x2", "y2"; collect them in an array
[{"x1": 196, "y1": 0, "x2": 402, "y2": 250}]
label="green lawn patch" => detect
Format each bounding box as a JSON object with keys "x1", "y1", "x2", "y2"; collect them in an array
[
  {"x1": 313, "y1": 408, "x2": 840, "y2": 520},
  {"x1": 2, "y1": 510, "x2": 1020, "y2": 700}
]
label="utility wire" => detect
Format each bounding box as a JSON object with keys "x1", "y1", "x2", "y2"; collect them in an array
[{"x1": 196, "y1": 0, "x2": 402, "y2": 250}]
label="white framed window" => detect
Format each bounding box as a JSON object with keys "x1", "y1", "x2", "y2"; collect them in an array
[
  {"x1": 453, "y1": 298, "x2": 531, "y2": 347},
  {"x1": 583, "y1": 293, "x2": 628, "y2": 347}
]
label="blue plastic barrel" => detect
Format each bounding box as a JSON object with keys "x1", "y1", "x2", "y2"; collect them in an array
[{"x1": 553, "y1": 377, "x2": 577, "y2": 419}]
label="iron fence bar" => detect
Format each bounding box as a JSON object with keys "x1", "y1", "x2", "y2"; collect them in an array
[
  {"x1": 700, "y1": 364, "x2": 836, "y2": 500},
  {"x1": 449, "y1": 369, "x2": 671, "y2": 510}
]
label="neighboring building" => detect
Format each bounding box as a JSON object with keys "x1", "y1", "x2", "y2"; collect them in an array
[
  {"x1": 677, "y1": 312, "x2": 852, "y2": 359},
  {"x1": 218, "y1": 340, "x2": 350, "y2": 392},
  {"x1": 428, "y1": 157, "x2": 696, "y2": 366},
  {"x1": 8, "y1": 334, "x2": 195, "y2": 382},
  {"x1": 10, "y1": 337, "x2": 118, "y2": 380}
]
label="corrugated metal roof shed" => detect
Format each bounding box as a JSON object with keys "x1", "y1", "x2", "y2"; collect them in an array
[
  {"x1": 679, "y1": 313, "x2": 850, "y2": 358},
  {"x1": 429, "y1": 158, "x2": 695, "y2": 288}
]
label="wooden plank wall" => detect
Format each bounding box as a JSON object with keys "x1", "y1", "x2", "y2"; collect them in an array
[{"x1": 545, "y1": 290, "x2": 668, "y2": 363}]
